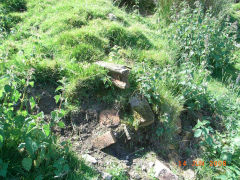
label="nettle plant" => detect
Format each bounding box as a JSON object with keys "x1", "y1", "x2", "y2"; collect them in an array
[
  {"x1": 169, "y1": 1, "x2": 237, "y2": 73},
  {"x1": 0, "y1": 70, "x2": 69, "y2": 179}
]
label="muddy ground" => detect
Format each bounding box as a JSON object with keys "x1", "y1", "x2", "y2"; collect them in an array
[{"x1": 31, "y1": 84, "x2": 198, "y2": 180}]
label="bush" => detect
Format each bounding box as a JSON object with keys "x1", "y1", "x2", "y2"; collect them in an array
[
  {"x1": 0, "y1": 71, "x2": 69, "y2": 178},
  {"x1": 0, "y1": 0, "x2": 27, "y2": 12},
  {"x1": 156, "y1": 0, "x2": 233, "y2": 22},
  {"x1": 169, "y1": 1, "x2": 237, "y2": 73},
  {"x1": 0, "y1": 10, "x2": 21, "y2": 33}
]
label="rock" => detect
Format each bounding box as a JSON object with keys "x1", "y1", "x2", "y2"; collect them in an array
[
  {"x1": 168, "y1": 144, "x2": 175, "y2": 150},
  {"x1": 82, "y1": 154, "x2": 97, "y2": 164},
  {"x1": 99, "y1": 109, "x2": 120, "y2": 127},
  {"x1": 154, "y1": 160, "x2": 178, "y2": 180},
  {"x1": 123, "y1": 124, "x2": 131, "y2": 140},
  {"x1": 108, "y1": 13, "x2": 117, "y2": 21},
  {"x1": 181, "y1": 130, "x2": 192, "y2": 147},
  {"x1": 130, "y1": 95, "x2": 155, "y2": 127},
  {"x1": 142, "y1": 165, "x2": 147, "y2": 172},
  {"x1": 129, "y1": 171, "x2": 141, "y2": 180},
  {"x1": 183, "y1": 169, "x2": 195, "y2": 180},
  {"x1": 148, "y1": 162, "x2": 154, "y2": 168},
  {"x1": 92, "y1": 130, "x2": 117, "y2": 149},
  {"x1": 176, "y1": 118, "x2": 182, "y2": 134},
  {"x1": 102, "y1": 172, "x2": 113, "y2": 180},
  {"x1": 168, "y1": 152, "x2": 179, "y2": 165},
  {"x1": 111, "y1": 78, "x2": 129, "y2": 89}
]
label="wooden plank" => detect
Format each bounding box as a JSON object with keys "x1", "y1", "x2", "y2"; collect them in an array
[{"x1": 95, "y1": 61, "x2": 130, "y2": 75}]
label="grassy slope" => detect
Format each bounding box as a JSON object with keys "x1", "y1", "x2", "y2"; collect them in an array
[
  {"x1": 1, "y1": 0, "x2": 173, "y2": 82},
  {"x1": 1, "y1": 0, "x2": 240, "y2": 179},
  {"x1": 0, "y1": 0, "x2": 175, "y2": 179}
]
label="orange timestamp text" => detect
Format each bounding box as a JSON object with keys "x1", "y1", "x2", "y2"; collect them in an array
[{"x1": 179, "y1": 160, "x2": 227, "y2": 167}]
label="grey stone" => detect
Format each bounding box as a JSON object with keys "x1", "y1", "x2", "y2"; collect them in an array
[
  {"x1": 82, "y1": 154, "x2": 97, "y2": 164},
  {"x1": 183, "y1": 169, "x2": 195, "y2": 180},
  {"x1": 130, "y1": 95, "x2": 155, "y2": 127},
  {"x1": 102, "y1": 172, "x2": 112, "y2": 180},
  {"x1": 154, "y1": 160, "x2": 178, "y2": 180},
  {"x1": 108, "y1": 13, "x2": 117, "y2": 21},
  {"x1": 148, "y1": 162, "x2": 154, "y2": 168}
]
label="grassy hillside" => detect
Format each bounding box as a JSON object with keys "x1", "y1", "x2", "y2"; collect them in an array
[{"x1": 0, "y1": 0, "x2": 240, "y2": 179}]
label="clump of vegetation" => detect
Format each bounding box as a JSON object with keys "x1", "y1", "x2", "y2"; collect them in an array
[
  {"x1": 169, "y1": 1, "x2": 237, "y2": 74},
  {"x1": 0, "y1": 0, "x2": 26, "y2": 12}
]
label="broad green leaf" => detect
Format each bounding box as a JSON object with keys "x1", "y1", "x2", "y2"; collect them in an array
[
  {"x1": 13, "y1": 90, "x2": 21, "y2": 102},
  {"x1": 220, "y1": 152, "x2": 232, "y2": 162},
  {"x1": 0, "y1": 89, "x2": 4, "y2": 99},
  {"x1": 4, "y1": 85, "x2": 12, "y2": 93},
  {"x1": 27, "y1": 121, "x2": 37, "y2": 134},
  {"x1": 54, "y1": 95, "x2": 61, "y2": 104},
  {"x1": 15, "y1": 115, "x2": 25, "y2": 128},
  {"x1": 21, "y1": 79, "x2": 26, "y2": 84},
  {"x1": 35, "y1": 175, "x2": 43, "y2": 180},
  {"x1": 30, "y1": 97, "x2": 36, "y2": 110},
  {"x1": 233, "y1": 137, "x2": 240, "y2": 147},
  {"x1": 63, "y1": 164, "x2": 70, "y2": 172},
  {"x1": 58, "y1": 121, "x2": 65, "y2": 128},
  {"x1": 55, "y1": 86, "x2": 63, "y2": 92},
  {"x1": 25, "y1": 137, "x2": 38, "y2": 157},
  {"x1": 0, "y1": 135, "x2": 3, "y2": 149},
  {"x1": 194, "y1": 129, "x2": 202, "y2": 138},
  {"x1": 216, "y1": 175, "x2": 228, "y2": 180},
  {"x1": 51, "y1": 111, "x2": 57, "y2": 120},
  {"x1": 29, "y1": 81, "x2": 34, "y2": 87},
  {"x1": 43, "y1": 124, "x2": 50, "y2": 137},
  {"x1": 22, "y1": 158, "x2": 32, "y2": 171},
  {"x1": 0, "y1": 159, "x2": 8, "y2": 177}
]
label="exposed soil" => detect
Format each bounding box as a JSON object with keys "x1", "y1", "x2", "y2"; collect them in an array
[{"x1": 31, "y1": 85, "x2": 199, "y2": 179}]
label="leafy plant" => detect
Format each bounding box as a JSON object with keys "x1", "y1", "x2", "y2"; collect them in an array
[
  {"x1": 0, "y1": 70, "x2": 69, "y2": 178},
  {"x1": 169, "y1": 1, "x2": 237, "y2": 74}
]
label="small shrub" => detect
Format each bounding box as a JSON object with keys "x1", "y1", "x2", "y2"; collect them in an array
[
  {"x1": 169, "y1": 1, "x2": 237, "y2": 73},
  {"x1": 0, "y1": 0, "x2": 27, "y2": 12},
  {"x1": 0, "y1": 71, "x2": 69, "y2": 178},
  {"x1": 0, "y1": 12, "x2": 21, "y2": 33}
]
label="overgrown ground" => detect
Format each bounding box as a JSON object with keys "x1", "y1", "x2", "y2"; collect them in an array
[{"x1": 0, "y1": 0, "x2": 240, "y2": 179}]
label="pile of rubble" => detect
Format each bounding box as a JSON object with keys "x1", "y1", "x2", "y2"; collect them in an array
[
  {"x1": 92, "y1": 61, "x2": 156, "y2": 150},
  {"x1": 78, "y1": 61, "x2": 183, "y2": 179}
]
